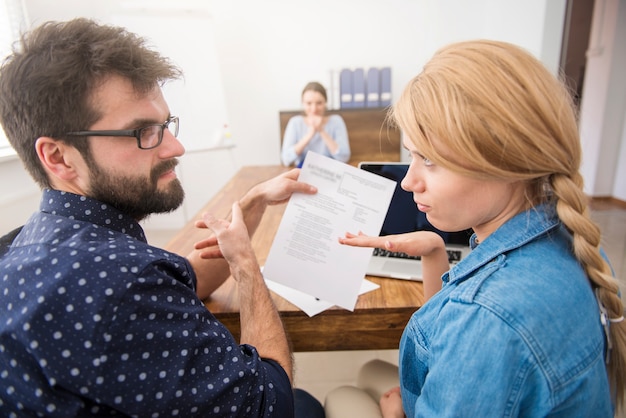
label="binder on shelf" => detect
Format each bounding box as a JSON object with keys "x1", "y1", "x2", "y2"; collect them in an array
[
  {"x1": 380, "y1": 67, "x2": 392, "y2": 107},
  {"x1": 365, "y1": 67, "x2": 380, "y2": 108},
  {"x1": 352, "y1": 68, "x2": 365, "y2": 108},
  {"x1": 339, "y1": 68, "x2": 353, "y2": 109}
]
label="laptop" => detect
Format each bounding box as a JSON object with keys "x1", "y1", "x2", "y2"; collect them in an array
[{"x1": 359, "y1": 162, "x2": 473, "y2": 281}]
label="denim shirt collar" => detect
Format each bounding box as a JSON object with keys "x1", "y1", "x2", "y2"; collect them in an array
[
  {"x1": 443, "y1": 204, "x2": 561, "y2": 285},
  {"x1": 39, "y1": 188, "x2": 147, "y2": 243}
]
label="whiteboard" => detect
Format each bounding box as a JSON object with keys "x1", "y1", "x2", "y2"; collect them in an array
[{"x1": 111, "y1": 8, "x2": 228, "y2": 152}]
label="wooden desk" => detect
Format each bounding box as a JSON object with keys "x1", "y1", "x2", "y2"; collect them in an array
[{"x1": 165, "y1": 165, "x2": 425, "y2": 352}]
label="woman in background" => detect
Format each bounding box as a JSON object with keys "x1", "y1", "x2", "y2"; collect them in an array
[
  {"x1": 334, "y1": 40, "x2": 626, "y2": 417},
  {"x1": 281, "y1": 81, "x2": 350, "y2": 167}
]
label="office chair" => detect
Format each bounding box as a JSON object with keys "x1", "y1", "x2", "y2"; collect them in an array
[{"x1": 0, "y1": 225, "x2": 23, "y2": 257}]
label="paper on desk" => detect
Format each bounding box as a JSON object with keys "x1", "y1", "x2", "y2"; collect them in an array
[
  {"x1": 265, "y1": 277, "x2": 380, "y2": 317},
  {"x1": 262, "y1": 152, "x2": 396, "y2": 310}
]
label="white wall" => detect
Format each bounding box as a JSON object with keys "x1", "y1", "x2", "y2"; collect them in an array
[
  {"x1": 9, "y1": 0, "x2": 624, "y2": 235},
  {"x1": 0, "y1": 158, "x2": 38, "y2": 233},
  {"x1": 209, "y1": 0, "x2": 565, "y2": 167},
  {"x1": 20, "y1": 0, "x2": 566, "y2": 165},
  {"x1": 579, "y1": 0, "x2": 626, "y2": 200}
]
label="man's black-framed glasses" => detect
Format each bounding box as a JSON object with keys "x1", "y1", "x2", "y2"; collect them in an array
[{"x1": 66, "y1": 116, "x2": 179, "y2": 150}]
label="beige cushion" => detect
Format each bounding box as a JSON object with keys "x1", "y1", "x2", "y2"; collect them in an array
[
  {"x1": 324, "y1": 385, "x2": 383, "y2": 418},
  {"x1": 357, "y1": 359, "x2": 400, "y2": 401},
  {"x1": 324, "y1": 360, "x2": 399, "y2": 418}
]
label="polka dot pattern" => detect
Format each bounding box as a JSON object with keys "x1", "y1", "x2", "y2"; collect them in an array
[{"x1": 0, "y1": 190, "x2": 292, "y2": 416}]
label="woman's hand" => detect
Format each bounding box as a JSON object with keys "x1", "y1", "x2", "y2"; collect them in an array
[
  {"x1": 380, "y1": 386, "x2": 405, "y2": 418},
  {"x1": 306, "y1": 115, "x2": 325, "y2": 132},
  {"x1": 339, "y1": 230, "x2": 448, "y2": 300},
  {"x1": 339, "y1": 230, "x2": 445, "y2": 258}
]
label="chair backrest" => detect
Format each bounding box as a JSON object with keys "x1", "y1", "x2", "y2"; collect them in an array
[
  {"x1": 0, "y1": 225, "x2": 23, "y2": 257},
  {"x1": 279, "y1": 108, "x2": 401, "y2": 166}
]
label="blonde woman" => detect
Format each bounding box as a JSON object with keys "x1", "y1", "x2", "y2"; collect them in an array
[{"x1": 337, "y1": 40, "x2": 625, "y2": 417}]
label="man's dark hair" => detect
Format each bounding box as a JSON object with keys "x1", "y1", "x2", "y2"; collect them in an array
[{"x1": 0, "y1": 18, "x2": 182, "y2": 188}]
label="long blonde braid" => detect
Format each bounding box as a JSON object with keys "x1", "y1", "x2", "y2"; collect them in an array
[{"x1": 551, "y1": 172, "x2": 625, "y2": 405}]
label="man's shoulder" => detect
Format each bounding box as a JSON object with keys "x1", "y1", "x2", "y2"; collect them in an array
[
  {"x1": 15, "y1": 216, "x2": 183, "y2": 271},
  {"x1": 5, "y1": 219, "x2": 194, "y2": 297}
]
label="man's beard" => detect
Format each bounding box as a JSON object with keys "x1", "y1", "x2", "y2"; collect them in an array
[{"x1": 87, "y1": 159, "x2": 185, "y2": 221}]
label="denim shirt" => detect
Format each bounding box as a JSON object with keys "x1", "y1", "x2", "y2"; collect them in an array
[{"x1": 399, "y1": 205, "x2": 612, "y2": 417}]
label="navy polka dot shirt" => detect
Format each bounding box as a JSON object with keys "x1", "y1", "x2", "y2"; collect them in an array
[{"x1": 0, "y1": 189, "x2": 294, "y2": 417}]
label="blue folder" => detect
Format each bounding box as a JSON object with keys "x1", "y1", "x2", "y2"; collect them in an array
[
  {"x1": 339, "y1": 69, "x2": 353, "y2": 109},
  {"x1": 366, "y1": 67, "x2": 380, "y2": 108},
  {"x1": 380, "y1": 67, "x2": 392, "y2": 107},
  {"x1": 352, "y1": 68, "x2": 365, "y2": 108}
]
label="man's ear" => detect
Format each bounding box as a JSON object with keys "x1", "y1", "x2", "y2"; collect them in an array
[{"x1": 35, "y1": 137, "x2": 82, "y2": 181}]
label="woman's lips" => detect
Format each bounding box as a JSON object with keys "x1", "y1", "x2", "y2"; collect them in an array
[{"x1": 416, "y1": 202, "x2": 430, "y2": 212}]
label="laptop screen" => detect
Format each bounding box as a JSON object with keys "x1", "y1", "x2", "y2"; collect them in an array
[{"x1": 359, "y1": 162, "x2": 472, "y2": 246}]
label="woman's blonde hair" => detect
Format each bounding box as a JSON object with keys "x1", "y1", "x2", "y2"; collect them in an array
[{"x1": 391, "y1": 39, "x2": 625, "y2": 408}]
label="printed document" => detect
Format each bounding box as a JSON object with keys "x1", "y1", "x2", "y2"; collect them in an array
[{"x1": 262, "y1": 152, "x2": 395, "y2": 310}]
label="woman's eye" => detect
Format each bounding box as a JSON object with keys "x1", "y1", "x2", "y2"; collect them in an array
[{"x1": 407, "y1": 150, "x2": 434, "y2": 166}]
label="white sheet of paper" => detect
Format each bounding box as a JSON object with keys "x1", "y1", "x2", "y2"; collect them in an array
[
  {"x1": 262, "y1": 152, "x2": 396, "y2": 310},
  {"x1": 265, "y1": 277, "x2": 380, "y2": 317}
]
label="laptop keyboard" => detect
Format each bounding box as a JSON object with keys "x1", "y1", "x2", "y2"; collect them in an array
[{"x1": 373, "y1": 247, "x2": 463, "y2": 264}]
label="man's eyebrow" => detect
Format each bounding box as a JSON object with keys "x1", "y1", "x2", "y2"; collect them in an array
[{"x1": 122, "y1": 116, "x2": 169, "y2": 130}]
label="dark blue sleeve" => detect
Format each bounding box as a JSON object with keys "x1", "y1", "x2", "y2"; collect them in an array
[{"x1": 261, "y1": 358, "x2": 295, "y2": 418}]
